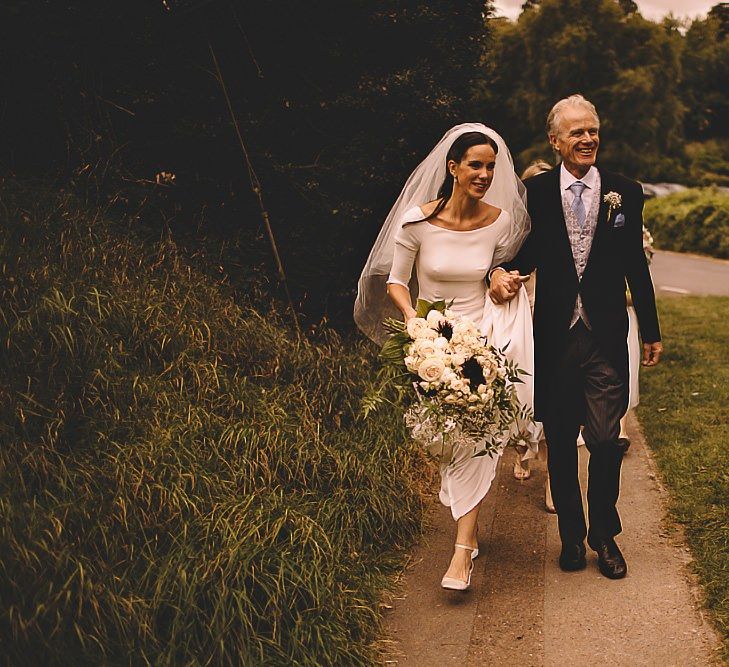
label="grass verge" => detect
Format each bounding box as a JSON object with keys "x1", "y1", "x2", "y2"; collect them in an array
[
  {"x1": 0, "y1": 181, "x2": 429, "y2": 665},
  {"x1": 637, "y1": 296, "x2": 729, "y2": 661}
]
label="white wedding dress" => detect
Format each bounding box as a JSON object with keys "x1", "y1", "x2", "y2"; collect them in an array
[{"x1": 388, "y1": 206, "x2": 536, "y2": 520}]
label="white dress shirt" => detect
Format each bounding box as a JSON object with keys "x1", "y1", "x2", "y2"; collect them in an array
[{"x1": 560, "y1": 163, "x2": 598, "y2": 211}]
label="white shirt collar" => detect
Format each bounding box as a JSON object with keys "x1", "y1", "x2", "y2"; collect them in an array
[{"x1": 560, "y1": 163, "x2": 598, "y2": 192}]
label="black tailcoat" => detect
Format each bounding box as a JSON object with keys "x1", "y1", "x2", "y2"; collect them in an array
[{"x1": 505, "y1": 166, "x2": 661, "y2": 420}]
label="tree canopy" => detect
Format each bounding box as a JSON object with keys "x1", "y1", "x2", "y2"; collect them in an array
[{"x1": 1, "y1": 0, "x2": 727, "y2": 328}]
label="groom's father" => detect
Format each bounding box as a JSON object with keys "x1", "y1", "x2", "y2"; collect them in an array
[{"x1": 490, "y1": 94, "x2": 662, "y2": 579}]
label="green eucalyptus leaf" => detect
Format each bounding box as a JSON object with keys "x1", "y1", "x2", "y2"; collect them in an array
[
  {"x1": 415, "y1": 299, "x2": 432, "y2": 318},
  {"x1": 383, "y1": 317, "x2": 406, "y2": 335}
]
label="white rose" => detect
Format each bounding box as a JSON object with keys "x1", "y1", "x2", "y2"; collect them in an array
[
  {"x1": 453, "y1": 320, "x2": 477, "y2": 337},
  {"x1": 433, "y1": 336, "x2": 449, "y2": 350},
  {"x1": 451, "y1": 353, "x2": 466, "y2": 367},
  {"x1": 426, "y1": 310, "x2": 446, "y2": 328},
  {"x1": 417, "y1": 356, "x2": 446, "y2": 383},
  {"x1": 441, "y1": 367, "x2": 456, "y2": 383},
  {"x1": 414, "y1": 339, "x2": 437, "y2": 357},
  {"x1": 406, "y1": 317, "x2": 429, "y2": 339},
  {"x1": 404, "y1": 355, "x2": 418, "y2": 372},
  {"x1": 449, "y1": 378, "x2": 464, "y2": 392}
]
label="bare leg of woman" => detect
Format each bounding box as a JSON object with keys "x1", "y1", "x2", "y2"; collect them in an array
[
  {"x1": 540, "y1": 439, "x2": 555, "y2": 513},
  {"x1": 513, "y1": 447, "x2": 531, "y2": 480},
  {"x1": 443, "y1": 503, "x2": 480, "y2": 582},
  {"x1": 619, "y1": 412, "x2": 629, "y2": 439},
  {"x1": 545, "y1": 473, "x2": 556, "y2": 513},
  {"x1": 618, "y1": 411, "x2": 631, "y2": 453}
]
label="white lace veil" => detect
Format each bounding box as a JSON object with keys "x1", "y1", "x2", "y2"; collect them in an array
[{"x1": 354, "y1": 123, "x2": 530, "y2": 343}]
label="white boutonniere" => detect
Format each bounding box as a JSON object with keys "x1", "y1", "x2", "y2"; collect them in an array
[{"x1": 603, "y1": 191, "x2": 625, "y2": 227}]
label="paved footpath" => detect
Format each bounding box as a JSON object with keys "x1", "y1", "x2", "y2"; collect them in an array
[
  {"x1": 650, "y1": 250, "x2": 729, "y2": 297},
  {"x1": 383, "y1": 412, "x2": 723, "y2": 666}
]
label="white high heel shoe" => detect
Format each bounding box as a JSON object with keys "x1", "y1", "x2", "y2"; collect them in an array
[{"x1": 441, "y1": 544, "x2": 476, "y2": 591}]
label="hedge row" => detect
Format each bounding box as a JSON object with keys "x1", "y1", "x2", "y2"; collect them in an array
[{"x1": 644, "y1": 187, "x2": 729, "y2": 259}]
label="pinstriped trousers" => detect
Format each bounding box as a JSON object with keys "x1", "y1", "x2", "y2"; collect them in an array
[{"x1": 542, "y1": 320, "x2": 627, "y2": 547}]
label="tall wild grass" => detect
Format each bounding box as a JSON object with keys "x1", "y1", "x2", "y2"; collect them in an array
[{"x1": 0, "y1": 182, "x2": 429, "y2": 665}]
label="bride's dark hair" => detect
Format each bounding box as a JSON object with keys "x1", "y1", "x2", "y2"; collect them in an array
[{"x1": 405, "y1": 131, "x2": 499, "y2": 226}]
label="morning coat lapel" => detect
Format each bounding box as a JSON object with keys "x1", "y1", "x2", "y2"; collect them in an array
[{"x1": 583, "y1": 167, "x2": 612, "y2": 280}]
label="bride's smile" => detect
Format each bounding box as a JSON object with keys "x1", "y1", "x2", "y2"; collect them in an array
[{"x1": 449, "y1": 143, "x2": 497, "y2": 201}]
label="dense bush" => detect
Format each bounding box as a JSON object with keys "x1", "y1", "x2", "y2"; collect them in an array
[
  {"x1": 0, "y1": 183, "x2": 429, "y2": 665},
  {"x1": 686, "y1": 140, "x2": 729, "y2": 187},
  {"x1": 643, "y1": 187, "x2": 729, "y2": 259}
]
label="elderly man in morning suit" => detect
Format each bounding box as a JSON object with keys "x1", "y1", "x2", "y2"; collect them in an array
[{"x1": 490, "y1": 95, "x2": 662, "y2": 579}]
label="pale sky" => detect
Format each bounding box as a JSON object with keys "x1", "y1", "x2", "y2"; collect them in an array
[{"x1": 491, "y1": 0, "x2": 717, "y2": 21}]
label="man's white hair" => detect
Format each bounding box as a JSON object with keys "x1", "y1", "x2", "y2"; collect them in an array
[{"x1": 547, "y1": 94, "x2": 600, "y2": 136}]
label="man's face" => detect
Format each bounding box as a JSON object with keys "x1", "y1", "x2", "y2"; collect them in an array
[{"x1": 549, "y1": 105, "x2": 600, "y2": 177}]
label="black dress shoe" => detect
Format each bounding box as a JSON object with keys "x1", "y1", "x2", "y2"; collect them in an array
[
  {"x1": 593, "y1": 538, "x2": 627, "y2": 579},
  {"x1": 617, "y1": 437, "x2": 631, "y2": 454},
  {"x1": 559, "y1": 541, "x2": 587, "y2": 571}
]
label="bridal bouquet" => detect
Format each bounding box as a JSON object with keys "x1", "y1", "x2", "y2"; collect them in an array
[{"x1": 376, "y1": 300, "x2": 530, "y2": 463}]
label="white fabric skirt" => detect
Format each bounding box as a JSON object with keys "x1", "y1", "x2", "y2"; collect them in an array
[
  {"x1": 627, "y1": 305, "x2": 640, "y2": 410},
  {"x1": 438, "y1": 286, "x2": 537, "y2": 520}
]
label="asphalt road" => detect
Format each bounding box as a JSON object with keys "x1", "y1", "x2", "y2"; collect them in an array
[{"x1": 650, "y1": 250, "x2": 729, "y2": 297}]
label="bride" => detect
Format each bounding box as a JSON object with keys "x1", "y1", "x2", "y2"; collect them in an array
[{"x1": 354, "y1": 124, "x2": 535, "y2": 590}]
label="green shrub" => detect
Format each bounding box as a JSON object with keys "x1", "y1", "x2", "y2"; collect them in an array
[
  {"x1": 0, "y1": 183, "x2": 428, "y2": 665},
  {"x1": 643, "y1": 187, "x2": 729, "y2": 259},
  {"x1": 686, "y1": 140, "x2": 729, "y2": 187}
]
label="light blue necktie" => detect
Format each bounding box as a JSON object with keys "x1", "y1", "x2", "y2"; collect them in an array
[{"x1": 569, "y1": 181, "x2": 587, "y2": 227}]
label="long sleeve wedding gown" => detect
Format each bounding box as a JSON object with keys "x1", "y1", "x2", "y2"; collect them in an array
[{"x1": 387, "y1": 206, "x2": 536, "y2": 520}]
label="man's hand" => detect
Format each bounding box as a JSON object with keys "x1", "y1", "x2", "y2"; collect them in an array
[
  {"x1": 489, "y1": 269, "x2": 522, "y2": 305},
  {"x1": 642, "y1": 341, "x2": 663, "y2": 366}
]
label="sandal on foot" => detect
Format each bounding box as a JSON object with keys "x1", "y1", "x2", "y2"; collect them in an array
[
  {"x1": 441, "y1": 544, "x2": 475, "y2": 591},
  {"x1": 513, "y1": 460, "x2": 531, "y2": 481}
]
